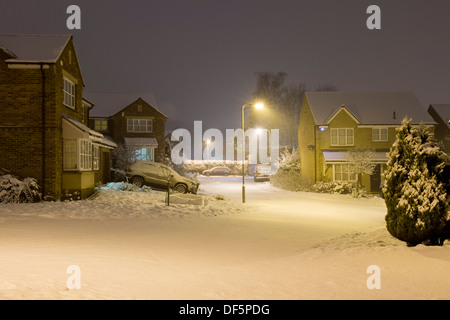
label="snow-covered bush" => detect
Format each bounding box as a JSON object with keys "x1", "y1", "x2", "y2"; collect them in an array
[
  {"x1": 311, "y1": 181, "x2": 353, "y2": 194},
  {"x1": 0, "y1": 174, "x2": 41, "y2": 204},
  {"x1": 383, "y1": 118, "x2": 450, "y2": 246},
  {"x1": 270, "y1": 148, "x2": 304, "y2": 191}
]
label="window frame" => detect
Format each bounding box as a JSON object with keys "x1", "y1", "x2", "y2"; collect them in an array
[
  {"x1": 63, "y1": 77, "x2": 76, "y2": 109},
  {"x1": 372, "y1": 127, "x2": 388, "y2": 142},
  {"x1": 63, "y1": 138, "x2": 93, "y2": 172},
  {"x1": 127, "y1": 119, "x2": 153, "y2": 133},
  {"x1": 94, "y1": 119, "x2": 108, "y2": 132},
  {"x1": 333, "y1": 164, "x2": 357, "y2": 182},
  {"x1": 330, "y1": 128, "x2": 354, "y2": 146}
]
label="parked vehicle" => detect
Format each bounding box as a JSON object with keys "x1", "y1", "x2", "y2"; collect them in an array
[
  {"x1": 127, "y1": 161, "x2": 199, "y2": 194},
  {"x1": 254, "y1": 164, "x2": 272, "y2": 182},
  {"x1": 202, "y1": 166, "x2": 232, "y2": 176}
]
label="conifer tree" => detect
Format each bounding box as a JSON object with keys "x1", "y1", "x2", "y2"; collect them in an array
[{"x1": 383, "y1": 118, "x2": 449, "y2": 246}]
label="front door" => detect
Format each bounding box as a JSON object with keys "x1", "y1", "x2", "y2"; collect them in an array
[{"x1": 370, "y1": 164, "x2": 381, "y2": 192}]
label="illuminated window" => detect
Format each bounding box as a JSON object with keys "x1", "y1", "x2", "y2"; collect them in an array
[
  {"x1": 130, "y1": 147, "x2": 154, "y2": 162},
  {"x1": 93, "y1": 145, "x2": 100, "y2": 170},
  {"x1": 94, "y1": 119, "x2": 108, "y2": 131}
]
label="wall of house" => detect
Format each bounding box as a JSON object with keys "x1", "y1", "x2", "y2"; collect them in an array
[{"x1": 0, "y1": 38, "x2": 88, "y2": 200}]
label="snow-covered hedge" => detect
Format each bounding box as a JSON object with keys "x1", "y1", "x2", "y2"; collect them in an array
[
  {"x1": 0, "y1": 174, "x2": 42, "y2": 204},
  {"x1": 311, "y1": 182, "x2": 353, "y2": 195}
]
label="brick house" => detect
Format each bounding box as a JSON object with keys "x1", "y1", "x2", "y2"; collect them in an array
[
  {"x1": 428, "y1": 104, "x2": 450, "y2": 153},
  {"x1": 0, "y1": 34, "x2": 116, "y2": 200},
  {"x1": 88, "y1": 95, "x2": 168, "y2": 166},
  {"x1": 298, "y1": 91, "x2": 436, "y2": 192}
]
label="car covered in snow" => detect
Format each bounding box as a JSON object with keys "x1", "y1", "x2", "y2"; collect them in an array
[
  {"x1": 126, "y1": 161, "x2": 199, "y2": 194},
  {"x1": 202, "y1": 166, "x2": 232, "y2": 176}
]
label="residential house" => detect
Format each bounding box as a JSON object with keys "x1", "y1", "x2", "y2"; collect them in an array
[
  {"x1": 88, "y1": 94, "x2": 168, "y2": 166},
  {"x1": 298, "y1": 91, "x2": 436, "y2": 192},
  {"x1": 0, "y1": 34, "x2": 116, "y2": 200},
  {"x1": 428, "y1": 104, "x2": 450, "y2": 153}
]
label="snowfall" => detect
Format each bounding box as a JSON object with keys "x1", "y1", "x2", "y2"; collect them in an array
[{"x1": 0, "y1": 176, "x2": 449, "y2": 300}]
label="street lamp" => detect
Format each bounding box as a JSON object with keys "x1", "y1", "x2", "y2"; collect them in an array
[{"x1": 241, "y1": 102, "x2": 264, "y2": 203}]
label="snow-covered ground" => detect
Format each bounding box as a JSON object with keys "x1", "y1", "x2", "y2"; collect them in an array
[{"x1": 0, "y1": 176, "x2": 449, "y2": 300}]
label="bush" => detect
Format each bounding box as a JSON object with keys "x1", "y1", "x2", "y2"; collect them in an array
[
  {"x1": 0, "y1": 174, "x2": 41, "y2": 204},
  {"x1": 311, "y1": 181, "x2": 353, "y2": 194},
  {"x1": 270, "y1": 148, "x2": 305, "y2": 191}
]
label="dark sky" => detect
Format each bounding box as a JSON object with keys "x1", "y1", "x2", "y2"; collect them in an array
[{"x1": 1, "y1": 0, "x2": 450, "y2": 132}]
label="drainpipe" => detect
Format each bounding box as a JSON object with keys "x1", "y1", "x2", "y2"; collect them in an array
[{"x1": 40, "y1": 63, "x2": 46, "y2": 196}]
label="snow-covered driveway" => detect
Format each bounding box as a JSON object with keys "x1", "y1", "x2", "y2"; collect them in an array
[{"x1": 0, "y1": 176, "x2": 449, "y2": 300}]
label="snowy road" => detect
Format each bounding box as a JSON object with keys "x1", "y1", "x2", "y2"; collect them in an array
[{"x1": 0, "y1": 176, "x2": 449, "y2": 300}]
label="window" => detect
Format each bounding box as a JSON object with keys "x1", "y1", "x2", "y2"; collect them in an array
[
  {"x1": 93, "y1": 145, "x2": 100, "y2": 170},
  {"x1": 333, "y1": 164, "x2": 357, "y2": 182},
  {"x1": 63, "y1": 77, "x2": 76, "y2": 109},
  {"x1": 64, "y1": 139, "x2": 78, "y2": 170},
  {"x1": 64, "y1": 139, "x2": 92, "y2": 171},
  {"x1": 80, "y1": 140, "x2": 92, "y2": 170},
  {"x1": 331, "y1": 128, "x2": 354, "y2": 146},
  {"x1": 94, "y1": 120, "x2": 108, "y2": 131},
  {"x1": 129, "y1": 147, "x2": 154, "y2": 162},
  {"x1": 127, "y1": 119, "x2": 153, "y2": 133},
  {"x1": 372, "y1": 128, "x2": 388, "y2": 141}
]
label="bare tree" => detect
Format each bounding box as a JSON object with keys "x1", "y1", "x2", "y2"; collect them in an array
[{"x1": 345, "y1": 148, "x2": 376, "y2": 195}]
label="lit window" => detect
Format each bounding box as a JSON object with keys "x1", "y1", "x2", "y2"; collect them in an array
[
  {"x1": 63, "y1": 77, "x2": 76, "y2": 109},
  {"x1": 127, "y1": 119, "x2": 153, "y2": 133},
  {"x1": 331, "y1": 128, "x2": 354, "y2": 146},
  {"x1": 94, "y1": 120, "x2": 108, "y2": 131},
  {"x1": 129, "y1": 147, "x2": 154, "y2": 162},
  {"x1": 93, "y1": 145, "x2": 100, "y2": 170},
  {"x1": 64, "y1": 139, "x2": 78, "y2": 170},
  {"x1": 372, "y1": 128, "x2": 388, "y2": 141}
]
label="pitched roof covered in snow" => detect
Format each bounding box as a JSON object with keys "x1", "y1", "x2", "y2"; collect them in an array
[
  {"x1": 0, "y1": 34, "x2": 71, "y2": 63},
  {"x1": 428, "y1": 104, "x2": 450, "y2": 129},
  {"x1": 305, "y1": 91, "x2": 435, "y2": 126},
  {"x1": 85, "y1": 91, "x2": 167, "y2": 118}
]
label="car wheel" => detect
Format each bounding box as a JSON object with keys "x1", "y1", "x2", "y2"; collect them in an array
[
  {"x1": 131, "y1": 176, "x2": 144, "y2": 187},
  {"x1": 173, "y1": 183, "x2": 187, "y2": 194}
]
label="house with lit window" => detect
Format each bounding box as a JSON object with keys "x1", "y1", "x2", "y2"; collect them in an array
[
  {"x1": 298, "y1": 91, "x2": 436, "y2": 192},
  {"x1": 428, "y1": 104, "x2": 450, "y2": 153},
  {"x1": 88, "y1": 95, "x2": 168, "y2": 165},
  {"x1": 0, "y1": 34, "x2": 116, "y2": 200}
]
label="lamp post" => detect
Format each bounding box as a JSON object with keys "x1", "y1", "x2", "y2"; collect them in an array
[{"x1": 241, "y1": 102, "x2": 264, "y2": 203}]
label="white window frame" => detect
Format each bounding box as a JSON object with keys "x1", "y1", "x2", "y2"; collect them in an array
[
  {"x1": 64, "y1": 138, "x2": 93, "y2": 171},
  {"x1": 127, "y1": 119, "x2": 153, "y2": 133},
  {"x1": 333, "y1": 164, "x2": 357, "y2": 182},
  {"x1": 330, "y1": 128, "x2": 354, "y2": 146},
  {"x1": 372, "y1": 128, "x2": 388, "y2": 142},
  {"x1": 63, "y1": 77, "x2": 76, "y2": 109}
]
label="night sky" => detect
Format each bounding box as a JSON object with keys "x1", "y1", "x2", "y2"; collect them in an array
[{"x1": 1, "y1": 0, "x2": 450, "y2": 132}]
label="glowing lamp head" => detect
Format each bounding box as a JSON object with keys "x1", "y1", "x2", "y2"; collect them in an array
[{"x1": 254, "y1": 103, "x2": 264, "y2": 110}]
